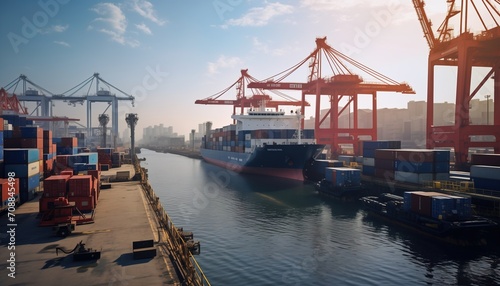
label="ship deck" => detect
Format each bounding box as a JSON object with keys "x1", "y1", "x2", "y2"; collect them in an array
[{"x1": 0, "y1": 164, "x2": 179, "y2": 285}]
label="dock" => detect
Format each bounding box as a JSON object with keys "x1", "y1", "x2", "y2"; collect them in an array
[{"x1": 0, "y1": 164, "x2": 181, "y2": 285}]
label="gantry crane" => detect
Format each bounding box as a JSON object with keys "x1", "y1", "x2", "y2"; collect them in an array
[
  {"x1": 195, "y1": 69, "x2": 308, "y2": 119},
  {"x1": 248, "y1": 37, "x2": 414, "y2": 157},
  {"x1": 0, "y1": 88, "x2": 28, "y2": 114},
  {"x1": 3, "y1": 73, "x2": 135, "y2": 142},
  {"x1": 412, "y1": 0, "x2": 500, "y2": 170}
]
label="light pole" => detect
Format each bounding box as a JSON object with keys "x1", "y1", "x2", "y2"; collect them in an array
[
  {"x1": 485, "y1": 95, "x2": 491, "y2": 125},
  {"x1": 125, "y1": 114, "x2": 138, "y2": 164}
]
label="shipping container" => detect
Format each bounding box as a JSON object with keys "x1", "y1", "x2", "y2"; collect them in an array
[
  {"x1": 4, "y1": 161, "x2": 40, "y2": 178},
  {"x1": 324, "y1": 167, "x2": 361, "y2": 187},
  {"x1": 431, "y1": 196, "x2": 455, "y2": 219},
  {"x1": 19, "y1": 173, "x2": 40, "y2": 191},
  {"x1": 4, "y1": 148, "x2": 39, "y2": 164},
  {"x1": 68, "y1": 153, "x2": 98, "y2": 166},
  {"x1": 362, "y1": 157, "x2": 375, "y2": 167},
  {"x1": 395, "y1": 171, "x2": 433, "y2": 184},
  {"x1": 433, "y1": 150, "x2": 451, "y2": 162},
  {"x1": 395, "y1": 149, "x2": 435, "y2": 163},
  {"x1": 375, "y1": 159, "x2": 395, "y2": 170},
  {"x1": 0, "y1": 178, "x2": 19, "y2": 208},
  {"x1": 43, "y1": 174, "x2": 71, "y2": 197},
  {"x1": 470, "y1": 165, "x2": 500, "y2": 180},
  {"x1": 20, "y1": 126, "x2": 43, "y2": 138},
  {"x1": 394, "y1": 160, "x2": 434, "y2": 173},
  {"x1": 472, "y1": 177, "x2": 500, "y2": 191},
  {"x1": 374, "y1": 149, "x2": 397, "y2": 160},
  {"x1": 68, "y1": 175, "x2": 93, "y2": 197},
  {"x1": 470, "y1": 153, "x2": 500, "y2": 167}
]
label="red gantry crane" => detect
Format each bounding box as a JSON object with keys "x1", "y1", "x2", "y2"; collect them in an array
[
  {"x1": 195, "y1": 69, "x2": 309, "y2": 117},
  {"x1": 412, "y1": 0, "x2": 500, "y2": 170},
  {"x1": 248, "y1": 37, "x2": 415, "y2": 157}
]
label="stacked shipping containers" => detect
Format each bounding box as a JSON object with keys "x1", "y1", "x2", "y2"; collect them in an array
[
  {"x1": 4, "y1": 149, "x2": 41, "y2": 203},
  {"x1": 324, "y1": 167, "x2": 361, "y2": 187},
  {"x1": 56, "y1": 137, "x2": 78, "y2": 155},
  {"x1": 369, "y1": 149, "x2": 450, "y2": 184},
  {"x1": 403, "y1": 191, "x2": 471, "y2": 220},
  {"x1": 97, "y1": 148, "x2": 113, "y2": 170},
  {"x1": 361, "y1": 141, "x2": 401, "y2": 176},
  {"x1": 40, "y1": 172, "x2": 100, "y2": 213},
  {"x1": 203, "y1": 125, "x2": 316, "y2": 153},
  {"x1": 39, "y1": 174, "x2": 71, "y2": 212}
]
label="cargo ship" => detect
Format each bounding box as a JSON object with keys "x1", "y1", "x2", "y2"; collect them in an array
[
  {"x1": 200, "y1": 106, "x2": 324, "y2": 181},
  {"x1": 360, "y1": 192, "x2": 497, "y2": 245}
]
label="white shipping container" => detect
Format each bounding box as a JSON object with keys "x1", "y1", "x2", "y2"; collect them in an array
[
  {"x1": 395, "y1": 171, "x2": 433, "y2": 184},
  {"x1": 363, "y1": 157, "x2": 375, "y2": 167}
]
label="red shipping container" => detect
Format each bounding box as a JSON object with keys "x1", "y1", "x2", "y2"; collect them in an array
[
  {"x1": 395, "y1": 149, "x2": 434, "y2": 163},
  {"x1": 0, "y1": 118, "x2": 3, "y2": 131},
  {"x1": 20, "y1": 138, "x2": 43, "y2": 148},
  {"x1": 68, "y1": 175, "x2": 92, "y2": 197},
  {"x1": 1, "y1": 178, "x2": 20, "y2": 203},
  {"x1": 410, "y1": 192, "x2": 443, "y2": 217},
  {"x1": 43, "y1": 175, "x2": 71, "y2": 197},
  {"x1": 60, "y1": 137, "x2": 77, "y2": 147},
  {"x1": 4, "y1": 138, "x2": 22, "y2": 148}
]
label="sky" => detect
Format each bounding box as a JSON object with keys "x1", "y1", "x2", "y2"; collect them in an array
[{"x1": 0, "y1": 0, "x2": 497, "y2": 139}]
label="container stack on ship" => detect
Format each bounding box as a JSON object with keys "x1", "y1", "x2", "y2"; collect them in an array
[{"x1": 200, "y1": 105, "x2": 325, "y2": 181}]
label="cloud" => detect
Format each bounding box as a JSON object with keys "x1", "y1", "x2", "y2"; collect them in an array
[
  {"x1": 132, "y1": 0, "x2": 166, "y2": 26},
  {"x1": 252, "y1": 37, "x2": 287, "y2": 56},
  {"x1": 90, "y1": 3, "x2": 139, "y2": 47},
  {"x1": 40, "y1": 24, "x2": 69, "y2": 34},
  {"x1": 54, "y1": 41, "x2": 70, "y2": 47},
  {"x1": 207, "y1": 55, "x2": 243, "y2": 75},
  {"x1": 225, "y1": 2, "x2": 294, "y2": 27},
  {"x1": 135, "y1": 23, "x2": 152, "y2": 34},
  {"x1": 300, "y1": 0, "x2": 394, "y2": 11}
]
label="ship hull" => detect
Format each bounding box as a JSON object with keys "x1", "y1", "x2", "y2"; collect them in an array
[{"x1": 200, "y1": 144, "x2": 324, "y2": 181}]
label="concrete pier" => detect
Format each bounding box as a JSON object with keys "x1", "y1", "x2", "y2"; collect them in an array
[{"x1": 0, "y1": 165, "x2": 180, "y2": 285}]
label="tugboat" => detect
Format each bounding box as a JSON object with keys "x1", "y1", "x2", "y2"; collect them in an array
[{"x1": 360, "y1": 192, "x2": 497, "y2": 246}]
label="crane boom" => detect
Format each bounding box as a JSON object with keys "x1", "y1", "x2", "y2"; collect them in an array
[{"x1": 412, "y1": 0, "x2": 438, "y2": 49}]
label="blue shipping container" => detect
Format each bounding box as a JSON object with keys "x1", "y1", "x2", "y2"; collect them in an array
[
  {"x1": 4, "y1": 148, "x2": 39, "y2": 164},
  {"x1": 0, "y1": 131, "x2": 3, "y2": 145},
  {"x1": 19, "y1": 173, "x2": 40, "y2": 192},
  {"x1": 0, "y1": 145, "x2": 3, "y2": 161},
  {"x1": 68, "y1": 153, "x2": 98, "y2": 166},
  {"x1": 403, "y1": 192, "x2": 413, "y2": 211},
  {"x1": 431, "y1": 196, "x2": 455, "y2": 219},
  {"x1": 433, "y1": 150, "x2": 451, "y2": 162},
  {"x1": 434, "y1": 161, "x2": 450, "y2": 173},
  {"x1": 472, "y1": 177, "x2": 500, "y2": 192},
  {"x1": 3, "y1": 130, "x2": 13, "y2": 139},
  {"x1": 20, "y1": 126, "x2": 41, "y2": 138},
  {"x1": 325, "y1": 167, "x2": 361, "y2": 187}
]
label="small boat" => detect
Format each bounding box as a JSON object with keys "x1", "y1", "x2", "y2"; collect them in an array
[{"x1": 360, "y1": 192, "x2": 497, "y2": 246}]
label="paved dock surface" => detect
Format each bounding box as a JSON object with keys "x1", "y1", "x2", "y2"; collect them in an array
[{"x1": 0, "y1": 165, "x2": 179, "y2": 285}]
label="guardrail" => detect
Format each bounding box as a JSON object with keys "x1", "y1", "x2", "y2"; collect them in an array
[{"x1": 134, "y1": 157, "x2": 210, "y2": 286}]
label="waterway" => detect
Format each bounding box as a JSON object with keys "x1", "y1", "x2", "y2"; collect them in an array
[{"x1": 140, "y1": 149, "x2": 500, "y2": 286}]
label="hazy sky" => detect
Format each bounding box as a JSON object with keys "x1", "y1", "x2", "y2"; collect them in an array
[{"x1": 0, "y1": 0, "x2": 496, "y2": 138}]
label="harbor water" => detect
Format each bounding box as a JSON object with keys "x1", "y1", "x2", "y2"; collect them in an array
[{"x1": 140, "y1": 149, "x2": 500, "y2": 286}]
